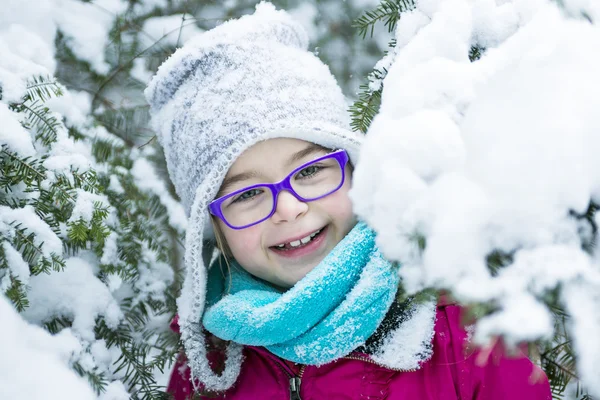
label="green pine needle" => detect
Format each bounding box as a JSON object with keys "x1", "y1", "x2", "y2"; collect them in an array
[
  {"x1": 349, "y1": 83, "x2": 382, "y2": 133},
  {"x1": 24, "y1": 75, "x2": 63, "y2": 103},
  {"x1": 353, "y1": 0, "x2": 416, "y2": 39},
  {"x1": 469, "y1": 45, "x2": 486, "y2": 62},
  {"x1": 4, "y1": 276, "x2": 30, "y2": 312}
]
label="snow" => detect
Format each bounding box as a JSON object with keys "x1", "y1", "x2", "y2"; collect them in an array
[
  {"x1": 475, "y1": 292, "x2": 553, "y2": 344},
  {"x1": 0, "y1": 295, "x2": 95, "y2": 400},
  {"x1": 53, "y1": 0, "x2": 128, "y2": 75},
  {"x1": 131, "y1": 157, "x2": 188, "y2": 232},
  {"x1": 0, "y1": 205, "x2": 63, "y2": 257},
  {"x1": 0, "y1": 0, "x2": 181, "y2": 397},
  {"x1": 562, "y1": 280, "x2": 600, "y2": 394},
  {"x1": 89, "y1": 339, "x2": 112, "y2": 373},
  {"x1": 42, "y1": 123, "x2": 95, "y2": 174},
  {"x1": 23, "y1": 256, "x2": 123, "y2": 342},
  {"x1": 0, "y1": 103, "x2": 36, "y2": 156},
  {"x1": 68, "y1": 189, "x2": 112, "y2": 224},
  {"x1": 140, "y1": 14, "x2": 204, "y2": 48},
  {"x1": 97, "y1": 381, "x2": 129, "y2": 400},
  {"x1": 100, "y1": 231, "x2": 120, "y2": 265},
  {"x1": 108, "y1": 174, "x2": 125, "y2": 194},
  {"x1": 371, "y1": 299, "x2": 436, "y2": 370},
  {"x1": 2, "y1": 241, "x2": 30, "y2": 285},
  {"x1": 134, "y1": 244, "x2": 175, "y2": 305},
  {"x1": 47, "y1": 89, "x2": 92, "y2": 127},
  {"x1": 351, "y1": 0, "x2": 600, "y2": 395},
  {"x1": 289, "y1": 3, "x2": 319, "y2": 41},
  {"x1": 3, "y1": 0, "x2": 600, "y2": 396},
  {"x1": 131, "y1": 0, "x2": 169, "y2": 15},
  {"x1": 471, "y1": 0, "x2": 519, "y2": 48},
  {"x1": 1, "y1": 24, "x2": 57, "y2": 75},
  {"x1": 130, "y1": 58, "x2": 154, "y2": 85}
]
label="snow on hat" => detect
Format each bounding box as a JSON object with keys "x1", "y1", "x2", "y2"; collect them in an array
[{"x1": 145, "y1": 1, "x2": 363, "y2": 391}]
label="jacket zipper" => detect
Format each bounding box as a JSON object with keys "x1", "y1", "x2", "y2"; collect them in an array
[
  {"x1": 342, "y1": 354, "x2": 418, "y2": 372},
  {"x1": 252, "y1": 346, "x2": 416, "y2": 398},
  {"x1": 284, "y1": 355, "x2": 413, "y2": 400},
  {"x1": 273, "y1": 362, "x2": 306, "y2": 400},
  {"x1": 289, "y1": 365, "x2": 306, "y2": 400}
]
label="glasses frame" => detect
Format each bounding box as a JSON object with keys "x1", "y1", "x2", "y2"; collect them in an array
[{"x1": 209, "y1": 149, "x2": 349, "y2": 230}]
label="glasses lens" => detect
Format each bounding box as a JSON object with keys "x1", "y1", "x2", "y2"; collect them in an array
[
  {"x1": 290, "y1": 156, "x2": 343, "y2": 200},
  {"x1": 220, "y1": 186, "x2": 274, "y2": 228}
]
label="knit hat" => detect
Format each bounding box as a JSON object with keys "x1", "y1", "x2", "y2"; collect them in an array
[{"x1": 145, "y1": 2, "x2": 363, "y2": 391}]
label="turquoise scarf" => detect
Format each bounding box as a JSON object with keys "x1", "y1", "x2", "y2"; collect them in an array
[{"x1": 203, "y1": 222, "x2": 400, "y2": 365}]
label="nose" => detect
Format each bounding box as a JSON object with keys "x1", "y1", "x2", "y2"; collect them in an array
[{"x1": 271, "y1": 190, "x2": 308, "y2": 224}]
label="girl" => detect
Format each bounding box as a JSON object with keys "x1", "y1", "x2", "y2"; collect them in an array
[{"x1": 145, "y1": 3, "x2": 551, "y2": 399}]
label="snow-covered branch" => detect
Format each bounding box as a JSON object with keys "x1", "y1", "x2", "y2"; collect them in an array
[{"x1": 351, "y1": 0, "x2": 600, "y2": 396}]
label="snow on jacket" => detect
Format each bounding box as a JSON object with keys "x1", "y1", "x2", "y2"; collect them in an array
[{"x1": 166, "y1": 302, "x2": 551, "y2": 400}]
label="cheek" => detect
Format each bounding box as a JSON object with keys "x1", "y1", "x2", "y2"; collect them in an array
[
  {"x1": 223, "y1": 227, "x2": 263, "y2": 257},
  {"x1": 319, "y1": 184, "x2": 355, "y2": 223}
]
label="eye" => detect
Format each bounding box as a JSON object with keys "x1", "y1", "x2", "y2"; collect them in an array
[
  {"x1": 296, "y1": 165, "x2": 324, "y2": 179},
  {"x1": 231, "y1": 188, "x2": 263, "y2": 204}
]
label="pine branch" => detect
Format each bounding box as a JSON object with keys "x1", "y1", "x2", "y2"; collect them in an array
[
  {"x1": 538, "y1": 302, "x2": 590, "y2": 399},
  {"x1": 92, "y1": 138, "x2": 128, "y2": 164},
  {"x1": 24, "y1": 75, "x2": 63, "y2": 103},
  {"x1": 353, "y1": 0, "x2": 416, "y2": 39},
  {"x1": 10, "y1": 100, "x2": 63, "y2": 146},
  {"x1": 570, "y1": 200, "x2": 598, "y2": 254},
  {"x1": 0, "y1": 147, "x2": 47, "y2": 187},
  {"x1": 72, "y1": 169, "x2": 101, "y2": 193},
  {"x1": 4, "y1": 275, "x2": 30, "y2": 312},
  {"x1": 67, "y1": 202, "x2": 111, "y2": 247},
  {"x1": 94, "y1": 105, "x2": 152, "y2": 143},
  {"x1": 486, "y1": 250, "x2": 513, "y2": 277},
  {"x1": 95, "y1": 303, "x2": 176, "y2": 400},
  {"x1": 44, "y1": 315, "x2": 73, "y2": 334},
  {"x1": 50, "y1": 174, "x2": 84, "y2": 206},
  {"x1": 73, "y1": 361, "x2": 109, "y2": 395},
  {"x1": 91, "y1": 20, "x2": 201, "y2": 113},
  {"x1": 8, "y1": 222, "x2": 65, "y2": 275},
  {"x1": 349, "y1": 83, "x2": 382, "y2": 133},
  {"x1": 469, "y1": 45, "x2": 486, "y2": 62},
  {"x1": 4, "y1": 42, "x2": 181, "y2": 396}
]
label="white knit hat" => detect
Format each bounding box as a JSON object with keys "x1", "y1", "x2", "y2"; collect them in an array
[{"x1": 145, "y1": 2, "x2": 363, "y2": 391}]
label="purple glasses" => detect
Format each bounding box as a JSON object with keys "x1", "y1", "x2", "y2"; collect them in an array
[{"x1": 209, "y1": 149, "x2": 349, "y2": 229}]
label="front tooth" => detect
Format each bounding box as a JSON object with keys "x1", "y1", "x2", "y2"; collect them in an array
[
  {"x1": 290, "y1": 240, "x2": 301, "y2": 247},
  {"x1": 300, "y1": 236, "x2": 311, "y2": 244}
]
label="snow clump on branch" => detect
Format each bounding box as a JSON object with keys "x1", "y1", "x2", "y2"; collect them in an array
[{"x1": 350, "y1": 0, "x2": 600, "y2": 395}]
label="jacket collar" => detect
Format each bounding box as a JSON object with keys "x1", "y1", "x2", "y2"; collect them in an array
[{"x1": 357, "y1": 297, "x2": 438, "y2": 371}]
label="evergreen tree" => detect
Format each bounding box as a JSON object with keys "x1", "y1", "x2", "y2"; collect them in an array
[
  {"x1": 1, "y1": 2, "x2": 187, "y2": 397},
  {"x1": 0, "y1": 72, "x2": 185, "y2": 398},
  {"x1": 2, "y1": 0, "x2": 385, "y2": 397}
]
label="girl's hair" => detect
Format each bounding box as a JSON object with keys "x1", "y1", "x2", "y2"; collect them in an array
[{"x1": 211, "y1": 216, "x2": 232, "y2": 258}]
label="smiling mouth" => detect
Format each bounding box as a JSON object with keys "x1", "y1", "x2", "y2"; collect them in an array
[{"x1": 270, "y1": 227, "x2": 326, "y2": 251}]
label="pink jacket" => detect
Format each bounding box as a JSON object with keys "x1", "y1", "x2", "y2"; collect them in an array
[{"x1": 167, "y1": 303, "x2": 551, "y2": 399}]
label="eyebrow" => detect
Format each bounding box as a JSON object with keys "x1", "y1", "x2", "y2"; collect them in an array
[
  {"x1": 218, "y1": 171, "x2": 259, "y2": 197},
  {"x1": 218, "y1": 144, "x2": 330, "y2": 197},
  {"x1": 286, "y1": 143, "x2": 329, "y2": 167}
]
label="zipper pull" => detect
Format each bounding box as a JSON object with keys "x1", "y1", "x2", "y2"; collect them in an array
[{"x1": 289, "y1": 376, "x2": 302, "y2": 400}]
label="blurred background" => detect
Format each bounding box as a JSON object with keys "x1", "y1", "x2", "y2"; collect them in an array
[{"x1": 56, "y1": 0, "x2": 391, "y2": 147}]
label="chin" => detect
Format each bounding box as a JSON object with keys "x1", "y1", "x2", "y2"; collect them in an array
[{"x1": 292, "y1": 262, "x2": 320, "y2": 283}]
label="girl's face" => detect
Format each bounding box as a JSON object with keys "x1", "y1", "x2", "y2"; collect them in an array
[{"x1": 216, "y1": 138, "x2": 356, "y2": 289}]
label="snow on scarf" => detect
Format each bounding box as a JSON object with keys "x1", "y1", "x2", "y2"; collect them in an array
[{"x1": 203, "y1": 221, "x2": 400, "y2": 364}]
